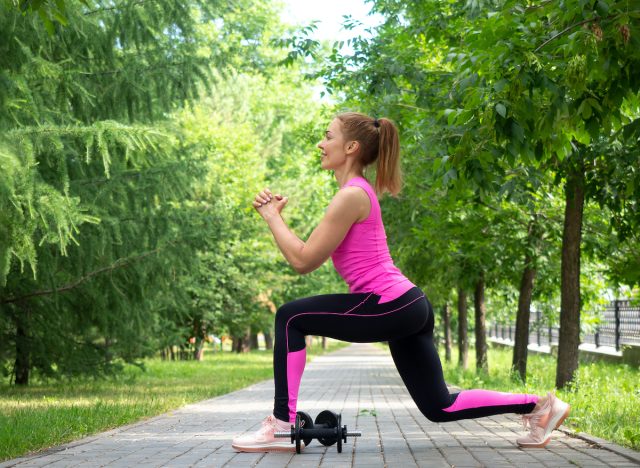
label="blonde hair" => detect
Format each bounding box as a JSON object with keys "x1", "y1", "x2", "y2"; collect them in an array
[{"x1": 336, "y1": 112, "x2": 402, "y2": 197}]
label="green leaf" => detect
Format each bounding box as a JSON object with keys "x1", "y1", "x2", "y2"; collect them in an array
[
  {"x1": 622, "y1": 118, "x2": 640, "y2": 140},
  {"x1": 579, "y1": 99, "x2": 592, "y2": 119},
  {"x1": 496, "y1": 103, "x2": 507, "y2": 118},
  {"x1": 493, "y1": 79, "x2": 508, "y2": 92},
  {"x1": 511, "y1": 121, "x2": 524, "y2": 142},
  {"x1": 38, "y1": 9, "x2": 55, "y2": 35},
  {"x1": 445, "y1": 108, "x2": 461, "y2": 126},
  {"x1": 596, "y1": 0, "x2": 609, "y2": 15}
]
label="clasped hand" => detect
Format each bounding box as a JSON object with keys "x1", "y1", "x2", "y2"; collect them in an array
[{"x1": 252, "y1": 187, "x2": 288, "y2": 220}]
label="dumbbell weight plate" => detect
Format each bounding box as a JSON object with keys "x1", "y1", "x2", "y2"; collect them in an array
[
  {"x1": 294, "y1": 414, "x2": 302, "y2": 454},
  {"x1": 337, "y1": 413, "x2": 342, "y2": 453},
  {"x1": 296, "y1": 411, "x2": 314, "y2": 448},
  {"x1": 315, "y1": 410, "x2": 339, "y2": 447}
]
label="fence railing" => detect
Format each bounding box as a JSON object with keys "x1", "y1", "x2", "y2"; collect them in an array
[{"x1": 487, "y1": 300, "x2": 640, "y2": 352}]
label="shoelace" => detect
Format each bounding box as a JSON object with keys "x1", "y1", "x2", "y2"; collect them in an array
[
  {"x1": 261, "y1": 415, "x2": 302, "y2": 431},
  {"x1": 521, "y1": 411, "x2": 540, "y2": 431},
  {"x1": 521, "y1": 398, "x2": 551, "y2": 432},
  {"x1": 259, "y1": 415, "x2": 277, "y2": 433}
]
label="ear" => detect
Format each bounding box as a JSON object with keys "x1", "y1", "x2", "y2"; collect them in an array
[{"x1": 345, "y1": 140, "x2": 360, "y2": 155}]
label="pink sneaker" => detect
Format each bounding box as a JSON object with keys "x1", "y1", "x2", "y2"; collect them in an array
[
  {"x1": 232, "y1": 415, "x2": 302, "y2": 452},
  {"x1": 517, "y1": 392, "x2": 570, "y2": 448}
]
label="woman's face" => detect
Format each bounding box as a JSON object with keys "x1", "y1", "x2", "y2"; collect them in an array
[{"x1": 317, "y1": 118, "x2": 350, "y2": 170}]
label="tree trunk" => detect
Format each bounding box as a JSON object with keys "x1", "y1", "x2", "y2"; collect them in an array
[
  {"x1": 512, "y1": 220, "x2": 538, "y2": 382},
  {"x1": 443, "y1": 303, "x2": 452, "y2": 362},
  {"x1": 264, "y1": 331, "x2": 273, "y2": 350},
  {"x1": 474, "y1": 273, "x2": 488, "y2": 373},
  {"x1": 104, "y1": 336, "x2": 113, "y2": 365},
  {"x1": 249, "y1": 332, "x2": 259, "y2": 350},
  {"x1": 194, "y1": 340, "x2": 205, "y2": 361},
  {"x1": 234, "y1": 332, "x2": 251, "y2": 353},
  {"x1": 322, "y1": 336, "x2": 327, "y2": 350},
  {"x1": 556, "y1": 159, "x2": 585, "y2": 389},
  {"x1": 457, "y1": 286, "x2": 468, "y2": 370},
  {"x1": 14, "y1": 306, "x2": 31, "y2": 386}
]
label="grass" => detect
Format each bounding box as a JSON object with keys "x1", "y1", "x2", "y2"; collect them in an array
[
  {"x1": 0, "y1": 339, "x2": 350, "y2": 462},
  {"x1": 374, "y1": 341, "x2": 640, "y2": 450}
]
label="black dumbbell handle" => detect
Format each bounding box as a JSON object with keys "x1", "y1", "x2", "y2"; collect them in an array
[{"x1": 274, "y1": 429, "x2": 362, "y2": 438}]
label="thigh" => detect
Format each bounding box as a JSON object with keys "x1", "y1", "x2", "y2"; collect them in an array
[
  {"x1": 275, "y1": 291, "x2": 376, "y2": 323},
  {"x1": 278, "y1": 289, "x2": 428, "y2": 344},
  {"x1": 388, "y1": 300, "x2": 453, "y2": 415}
]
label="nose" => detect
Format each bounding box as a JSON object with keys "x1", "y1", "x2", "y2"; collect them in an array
[{"x1": 317, "y1": 141, "x2": 323, "y2": 149}]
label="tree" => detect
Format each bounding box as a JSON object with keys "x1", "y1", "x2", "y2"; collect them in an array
[
  {"x1": 317, "y1": 0, "x2": 640, "y2": 388},
  {"x1": 0, "y1": 0, "x2": 285, "y2": 382}
]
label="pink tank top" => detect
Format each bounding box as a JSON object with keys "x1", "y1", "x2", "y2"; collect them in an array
[{"x1": 330, "y1": 176, "x2": 416, "y2": 304}]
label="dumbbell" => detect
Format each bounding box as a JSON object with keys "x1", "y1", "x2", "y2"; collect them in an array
[{"x1": 274, "y1": 410, "x2": 362, "y2": 453}]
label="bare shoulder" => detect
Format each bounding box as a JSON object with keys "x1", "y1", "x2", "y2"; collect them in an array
[{"x1": 333, "y1": 186, "x2": 371, "y2": 223}]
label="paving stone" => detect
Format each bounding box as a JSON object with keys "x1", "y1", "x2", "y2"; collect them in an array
[{"x1": 2, "y1": 343, "x2": 640, "y2": 468}]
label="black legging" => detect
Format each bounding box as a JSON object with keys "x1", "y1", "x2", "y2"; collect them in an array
[{"x1": 273, "y1": 286, "x2": 537, "y2": 423}]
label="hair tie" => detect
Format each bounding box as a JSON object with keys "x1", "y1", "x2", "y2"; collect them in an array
[{"x1": 373, "y1": 118, "x2": 380, "y2": 128}]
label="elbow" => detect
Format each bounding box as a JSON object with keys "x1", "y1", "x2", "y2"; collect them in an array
[
  {"x1": 294, "y1": 264, "x2": 311, "y2": 275},
  {"x1": 293, "y1": 258, "x2": 315, "y2": 275},
  {"x1": 291, "y1": 250, "x2": 323, "y2": 275},
  {"x1": 292, "y1": 260, "x2": 308, "y2": 275},
  {"x1": 296, "y1": 261, "x2": 321, "y2": 275},
  {"x1": 292, "y1": 250, "x2": 310, "y2": 274}
]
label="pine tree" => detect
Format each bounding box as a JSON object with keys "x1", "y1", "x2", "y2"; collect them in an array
[{"x1": 0, "y1": 0, "x2": 279, "y2": 383}]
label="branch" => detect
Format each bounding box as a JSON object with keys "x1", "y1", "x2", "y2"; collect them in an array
[
  {"x1": 3, "y1": 247, "x2": 166, "y2": 304},
  {"x1": 534, "y1": 12, "x2": 640, "y2": 52},
  {"x1": 534, "y1": 17, "x2": 598, "y2": 52},
  {"x1": 84, "y1": 0, "x2": 148, "y2": 16},
  {"x1": 392, "y1": 103, "x2": 430, "y2": 112},
  {"x1": 77, "y1": 61, "x2": 192, "y2": 76}
]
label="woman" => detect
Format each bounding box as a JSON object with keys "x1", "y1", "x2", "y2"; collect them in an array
[{"x1": 231, "y1": 112, "x2": 570, "y2": 453}]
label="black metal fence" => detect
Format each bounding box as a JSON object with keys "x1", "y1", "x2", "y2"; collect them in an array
[{"x1": 488, "y1": 300, "x2": 640, "y2": 351}]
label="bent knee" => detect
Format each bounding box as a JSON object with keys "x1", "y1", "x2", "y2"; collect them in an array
[
  {"x1": 275, "y1": 303, "x2": 295, "y2": 323},
  {"x1": 420, "y1": 407, "x2": 452, "y2": 423}
]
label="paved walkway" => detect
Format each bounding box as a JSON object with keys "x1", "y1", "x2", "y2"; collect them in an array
[{"x1": 3, "y1": 343, "x2": 639, "y2": 468}]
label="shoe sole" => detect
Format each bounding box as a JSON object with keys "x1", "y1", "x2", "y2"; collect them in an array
[
  {"x1": 517, "y1": 403, "x2": 570, "y2": 449},
  {"x1": 231, "y1": 443, "x2": 302, "y2": 453}
]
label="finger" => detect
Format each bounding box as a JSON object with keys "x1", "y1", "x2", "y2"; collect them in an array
[
  {"x1": 262, "y1": 189, "x2": 273, "y2": 200},
  {"x1": 256, "y1": 195, "x2": 268, "y2": 204}
]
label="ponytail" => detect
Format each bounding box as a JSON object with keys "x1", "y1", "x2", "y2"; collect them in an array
[
  {"x1": 375, "y1": 118, "x2": 401, "y2": 197},
  {"x1": 336, "y1": 112, "x2": 403, "y2": 197}
]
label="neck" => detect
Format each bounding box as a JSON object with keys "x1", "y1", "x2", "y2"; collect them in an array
[{"x1": 335, "y1": 169, "x2": 365, "y2": 188}]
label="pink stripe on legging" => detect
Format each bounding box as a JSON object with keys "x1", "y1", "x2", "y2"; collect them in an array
[
  {"x1": 442, "y1": 389, "x2": 538, "y2": 412},
  {"x1": 286, "y1": 348, "x2": 306, "y2": 423}
]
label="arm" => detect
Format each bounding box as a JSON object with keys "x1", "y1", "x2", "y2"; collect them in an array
[{"x1": 255, "y1": 187, "x2": 368, "y2": 274}]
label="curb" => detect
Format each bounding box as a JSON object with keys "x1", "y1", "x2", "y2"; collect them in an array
[{"x1": 558, "y1": 427, "x2": 640, "y2": 465}]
